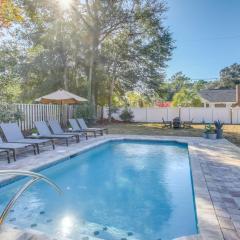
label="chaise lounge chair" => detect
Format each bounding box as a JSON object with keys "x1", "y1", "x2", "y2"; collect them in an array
[
  {"x1": 182, "y1": 119, "x2": 193, "y2": 129},
  {"x1": 0, "y1": 148, "x2": 10, "y2": 163},
  {"x1": 48, "y1": 120, "x2": 88, "y2": 141},
  {"x1": 34, "y1": 121, "x2": 78, "y2": 146},
  {"x1": 0, "y1": 123, "x2": 55, "y2": 154},
  {"x1": 69, "y1": 119, "x2": 84, "y2": 133},
  {"x1": 77, "y1": 118, "x2": 108, "y2": 137},
  {"x1": 0, "y1": 137, "x2": 36, "y2": 162},
  {"x1": 162, "y1": 118, "x2": 172, "y2": 128}
]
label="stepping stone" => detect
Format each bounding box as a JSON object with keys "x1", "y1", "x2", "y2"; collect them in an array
[{"x1": 30, "y1": 223, "x2": 37, "y2": 228}]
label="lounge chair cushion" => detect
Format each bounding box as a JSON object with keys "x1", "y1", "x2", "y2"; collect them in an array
[
  {"x1": 0, "y1": 137, "x2": 31, "y2": 149},
  {"x1": 13, "y1": 139, "x2": 49, "y2": 144},
  {"x1": 0, "y1": 123, "x2": 25, "y2": 142},
  {"x1": 69, "y1": 119, "x2": 81, "y2": 131},
  {"x1": 77, "y1": 119, "x2": 107, "y2": 131},
  {"x1": 0, "y1": 122, "x2": 50, "y2": 145},
  {"x1": 48, "y1": 120, "x2": 64, "y2": 134},
  {"x1": 35, "y1": 121, "x2": 75, "y2": 139},
  {"x1": 35, "y1": 121, "x2": 52, "y2": 136}
]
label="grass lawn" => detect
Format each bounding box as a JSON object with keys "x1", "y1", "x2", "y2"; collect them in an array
[{"x1": 98, "y1": 123, "x2": 240, "y2": 147}]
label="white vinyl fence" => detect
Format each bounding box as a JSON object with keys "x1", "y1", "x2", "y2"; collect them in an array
[
  {"x1": 5, "y1": 104, "x2": 74, "y2": 131},
  {"x1": 103, "y1": 107, "x2": 240, "y2": 124}
]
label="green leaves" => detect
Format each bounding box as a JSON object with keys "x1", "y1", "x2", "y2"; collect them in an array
[
  {"x1": 0, "y1": 0, "x2": 174, "y2": 111},
  {"x1": 0, "y1": 103, "x2": 23, "y2": 122},
  {"x1": 0, "y1": 0, "x2": 23, "y2": 28},
  {"x1": 172, "y1": 88, "x2": 202, "y2": 107}
]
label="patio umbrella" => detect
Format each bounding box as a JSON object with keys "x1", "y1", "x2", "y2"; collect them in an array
[
  {"x1": 35, "y1": 89, "x2": 88, "y2": 104},
  {"x1": 35, "y1": 89, "x2": 88, "y2": 123}
]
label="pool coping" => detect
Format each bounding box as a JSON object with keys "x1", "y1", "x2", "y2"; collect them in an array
[{"x1": 1, "y1": 134, "x2": 240, "y2": 240}]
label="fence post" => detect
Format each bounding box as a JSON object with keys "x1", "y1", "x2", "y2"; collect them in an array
[
  {"x1": 230, "y1": 108, "x2": 232, "y2": 124},
  {"x1": 211, "y1": 107, "x2": 214, "y2": 123}
]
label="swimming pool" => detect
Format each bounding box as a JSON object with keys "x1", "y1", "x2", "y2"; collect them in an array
[{"x1": 0, "y1": 140, "x2": 197, "y2": 240}]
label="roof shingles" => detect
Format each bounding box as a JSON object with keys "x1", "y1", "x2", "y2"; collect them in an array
[{"x1": 199, "y1": 89, "x2": 236, "y2": 103}]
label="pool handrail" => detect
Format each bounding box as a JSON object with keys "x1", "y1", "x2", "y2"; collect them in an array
[{"x1": 0, "y1": 170, "x2": 62, "y2": 225}]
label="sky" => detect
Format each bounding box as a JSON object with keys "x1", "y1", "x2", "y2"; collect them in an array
[{"x1": 165, "y1": 0, "x2": 240, "y2": 80}]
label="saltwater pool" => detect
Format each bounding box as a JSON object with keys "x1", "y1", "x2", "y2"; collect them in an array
[{"x1": 0, "y1": 140, "x2": 197, "y2": 240}]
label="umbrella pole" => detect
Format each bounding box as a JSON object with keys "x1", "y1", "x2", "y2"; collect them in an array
[{"x1": 60, "y1": 101, "x2": 63, "y2": 126}]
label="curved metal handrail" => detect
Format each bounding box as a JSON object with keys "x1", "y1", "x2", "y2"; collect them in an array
[{"x1": 0, "y1": 170, "x2": 62, "y2": 225}]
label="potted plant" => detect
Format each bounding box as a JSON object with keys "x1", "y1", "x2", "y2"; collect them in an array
[
  {"x1": 203, "y1": 126, "x2": 208, "y2": 138},
  {"x1": 214, "y1": 120, "x2": 224, "y2": 139},
  {"x1": 31, "y1": 128, "x2": 38, "y2": 137},
  {"x1": 204, "y1": 124, "x2": 217, "y2": 140}
]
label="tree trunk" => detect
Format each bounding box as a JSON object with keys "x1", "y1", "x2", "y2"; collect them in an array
[
  {"x1": 88, "y1": 29, "x2": 100, "y2": 119},
  {"x1": 108, "y1": 77, "x2": 114, "y2": 122},
  {"x1": 100, "y1": 105, "x2": 104, "y2": 123},
  {"x1": 108, "y1": 62, "x2": 117, "y2": 122},
  {"x1": 63, "y1": 67, "x2": 68, "y2": 90}
]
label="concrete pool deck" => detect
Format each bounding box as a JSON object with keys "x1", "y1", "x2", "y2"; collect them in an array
[{"x1": 0, "y1": 135, "x2": 240, "y2": 240}]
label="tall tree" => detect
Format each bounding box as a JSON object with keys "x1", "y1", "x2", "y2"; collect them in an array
[
  {"x1": 164, "y1": 72, "x2": 191, "y2": 100},
  {"x1": 0, "y1": 0, "x2": 174, "y2": 117},
  {"x1": 219, "y1": 63, "x2": 240, "y2": 88}
]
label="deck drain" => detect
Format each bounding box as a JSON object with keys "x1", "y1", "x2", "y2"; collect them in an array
[
  {"x1": 9, "y1": 218, "x2": 16, "y2": 222},
  {"x1": 103, "y1": 227, "x2": 108, "y2": 231},
  {"x1": 40, "y1": 211, "x2": 45, "y2": 215},
  {"x1": 46, "y1": 219, "x2": 53, "y2": 223},
  {"x1": 127, "y1": 232, "x2": 133, "y2": 236}
]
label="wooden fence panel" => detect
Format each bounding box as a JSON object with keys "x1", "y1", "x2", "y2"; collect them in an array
[{"x1": 3, "y1": 104, "x2": 75, "y2": 131}]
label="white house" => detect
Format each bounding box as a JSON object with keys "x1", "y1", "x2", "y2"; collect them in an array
[{"x1": 198, "y1": 85, "x2": 240, "y2": 108}]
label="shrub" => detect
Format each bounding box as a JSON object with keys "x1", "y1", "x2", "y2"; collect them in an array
[
  {"x1": 73, "y1": 104, "x2": 94, "y2": 120},
  {"x1": 119, "y1": 108, "x2": 134, "y2": 122},
  {"x1": 108, "y1": 106, "x2": 119, "y2": 116},
  {"x1": 0, "y1": 103, "x2": 24, "y2": 122}
]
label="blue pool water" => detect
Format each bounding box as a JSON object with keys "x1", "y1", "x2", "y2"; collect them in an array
[{"x1": 0, "y1": 140, "x2": 197, "y2": 240}]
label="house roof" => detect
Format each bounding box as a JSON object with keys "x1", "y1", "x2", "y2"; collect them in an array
[{"x1": 198, "y1": 89, "x2": 236, "y2": 103}]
